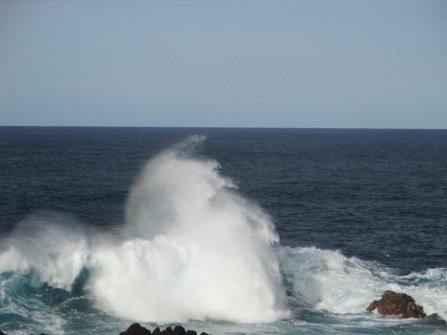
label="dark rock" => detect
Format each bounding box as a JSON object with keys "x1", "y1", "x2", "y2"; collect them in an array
[
  {"x1": 367, "y1": 290, "x2": 426, "y2": 318},
  {"x1": 120, "y1": 325, "x2": 209, "y2": 335},
  {"x1": 424, "y1": 313, "x2": 447, "y2": 325},
  {"x1": 173, "y1": 326, "x2": 186, "y2": 335},
  {"x1": 0, "y1": 330, "x2": 6, "y2": 335},
  {"x1": 120, "y1": 323, "x2": 151, "y2": 335}
]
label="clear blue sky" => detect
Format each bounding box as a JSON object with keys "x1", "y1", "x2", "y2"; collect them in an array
[{"x1": 1, "y1": 0, "x2": 446, "y2": 128}]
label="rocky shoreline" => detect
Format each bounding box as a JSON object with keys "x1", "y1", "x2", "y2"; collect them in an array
[
  {"x1": 0, "y1": 324, "x2": 209, "y2": 335},
  {"x1": 1, "y1": 291, "x2": 446, "y2": 335},
  {"x1": 119, "y1": 324, "x2": 209, "y2": 335}
]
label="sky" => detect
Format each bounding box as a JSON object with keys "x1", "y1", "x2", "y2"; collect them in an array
[{"x1": 0, "y1": 0, "x2": 446, "y2": 128}]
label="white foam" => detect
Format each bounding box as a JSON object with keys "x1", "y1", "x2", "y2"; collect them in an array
[
  {"x1": 0, "y1": 214, "x2": 89, "y2": 291},
  {"x1": 89, "y1": 138, "x2": 289, "y2": 322},
  {"x1": 280, "y1": 246, "x2": 447, "y2": 319}
]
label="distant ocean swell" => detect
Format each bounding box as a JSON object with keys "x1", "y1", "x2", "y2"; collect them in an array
[{"x1": 0, "y1": 137, "x2": 446, "y2": 332}]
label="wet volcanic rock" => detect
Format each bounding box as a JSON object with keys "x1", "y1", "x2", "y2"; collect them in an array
[
  {"x1": 367, "y1": 290, "x2": 426, "y2": 318},
  {"x1": 120, "y1": 323, "x2": 152, "y2": 335},
  {"x1": 120, "y1": 324, "x2": 209, "y2": 335},
  {"x1": 424, "y1": 313, "x2": 447, "y2": 326}
]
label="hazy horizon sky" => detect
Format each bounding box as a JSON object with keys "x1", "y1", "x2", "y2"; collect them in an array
[{"x1": 1, "y1": 0, "x2": 446, "y2": 128}]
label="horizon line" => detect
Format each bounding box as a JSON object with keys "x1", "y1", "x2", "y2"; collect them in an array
[{"x1": 0, "y1": 125, "x2": 446, "y2": 131}]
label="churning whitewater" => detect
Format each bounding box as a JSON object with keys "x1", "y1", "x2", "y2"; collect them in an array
[
  {"x1": 0, "y1": 136, "x2": 289, "y2": 323},
  {"x1": 92, "y1": 136, "x2": 289, "y2": 322},
  {"x1": 1, "y1": 136, "x2": 447, "y2": 332}
]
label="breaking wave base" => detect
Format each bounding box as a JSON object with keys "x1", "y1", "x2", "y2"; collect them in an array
[{"x1": 1, "y1": 137, "x2": 446, "y2": 334}]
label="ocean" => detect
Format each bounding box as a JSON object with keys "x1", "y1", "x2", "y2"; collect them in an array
[{"x1": 0, "y1": 127, "x2": 446, "y2": 335}]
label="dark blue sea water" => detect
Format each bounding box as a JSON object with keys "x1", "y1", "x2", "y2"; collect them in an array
[{"x1": 1, "y1": 127, "x2": 446, "y2": 335}]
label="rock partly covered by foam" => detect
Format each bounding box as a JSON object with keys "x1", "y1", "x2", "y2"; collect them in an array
[
  {"x1": 367, "y1": 291, "x2": 447, "y2": 325},
  {"x1": 424, "y1": 313, "x2": 447, "y2": 325},
  {"x1": 367, "y1": 290, "x2": 426, "y2": 318},
  {"x1": 119, "y1": 323, "x2": 210, "y2": 335}
]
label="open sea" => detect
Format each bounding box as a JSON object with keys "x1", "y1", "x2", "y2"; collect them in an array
[{"x1": 1, "y1": 127, "x2": 446, "y2": 335}]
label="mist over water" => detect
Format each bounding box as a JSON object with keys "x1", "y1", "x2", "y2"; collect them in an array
[{"x1": 1, "y1": 132, "x2": 447, "y2": 335}]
